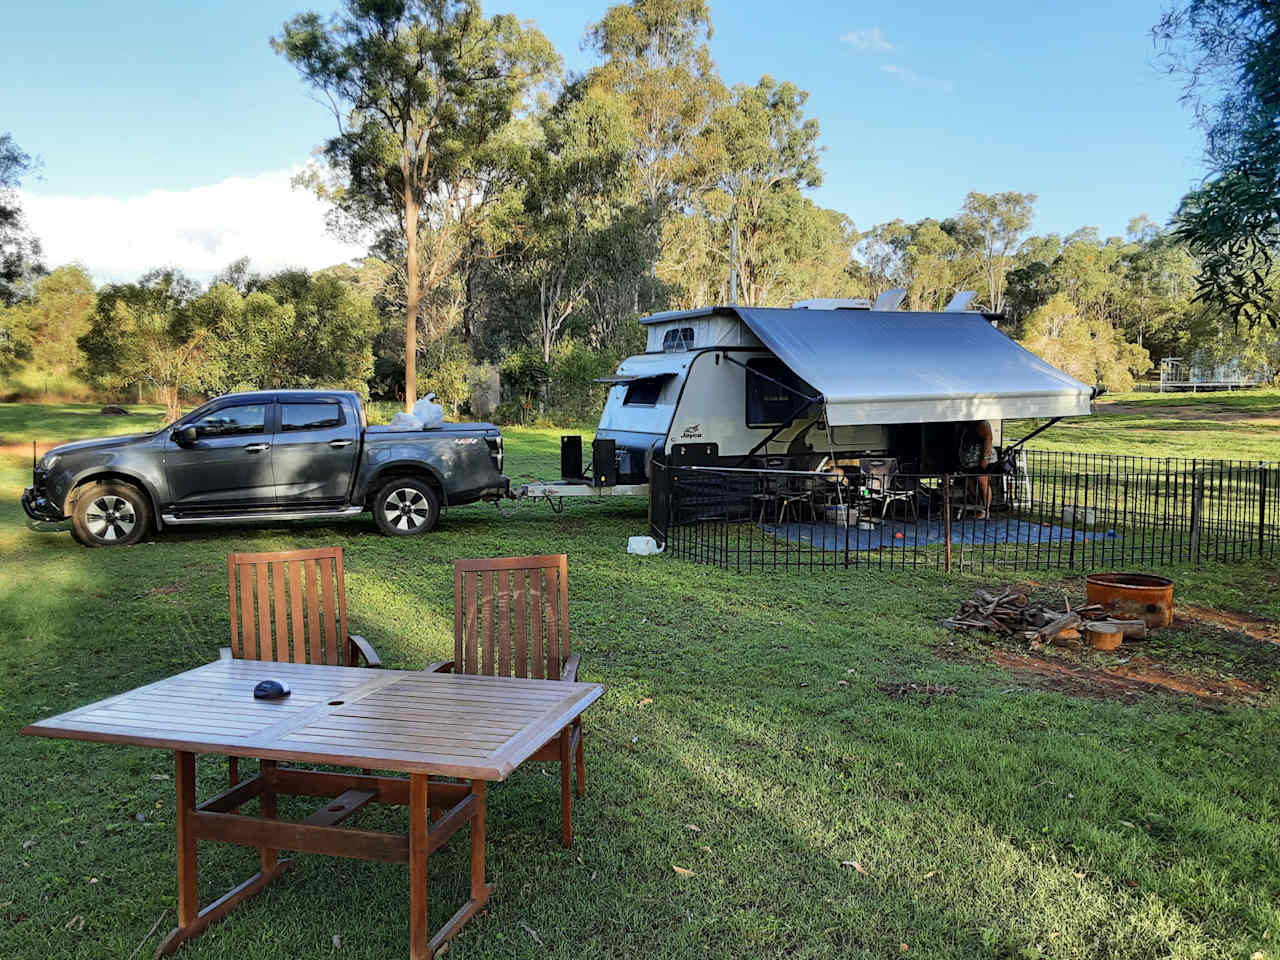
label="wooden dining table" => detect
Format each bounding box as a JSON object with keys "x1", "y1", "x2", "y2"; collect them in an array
[{"x1": 22, "y1": 657, "x2": 604, "y2": 959}]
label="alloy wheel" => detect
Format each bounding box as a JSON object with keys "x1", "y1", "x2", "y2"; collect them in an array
[
  {"x1": 384, "y1": 487, "x2": 431, "y2": 531},
  {"x1": 84, "y1": 496, "x2": 137, "y2": 542}
]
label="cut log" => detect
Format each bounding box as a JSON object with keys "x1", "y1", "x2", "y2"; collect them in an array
[
  {"x1": 1037, "y1": 612, "x2": 1082, "y2": 640},
  {"x1": 1100, "y1": 618, "x2": 1146, "y2": 639},
  {"x1": 1084, "y1": 621, "x2": 1124, "y2": 651}
]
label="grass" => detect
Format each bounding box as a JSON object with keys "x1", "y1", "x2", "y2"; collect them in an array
[
  {"x1": 0, "y1": 400, "x2": 1278, "y2": 959},
  {"x1": 1006, "y1": 389, "x2": 1280, "y2": 461}
]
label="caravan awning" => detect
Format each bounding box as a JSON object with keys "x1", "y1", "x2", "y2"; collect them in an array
[{"x1": 733, "y1": 307, "x2": 1095, "y2": 425}]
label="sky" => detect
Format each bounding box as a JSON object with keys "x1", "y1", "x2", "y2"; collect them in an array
[{"x1": 2, "y1": 0, "x2": 1208, "y2": 284}]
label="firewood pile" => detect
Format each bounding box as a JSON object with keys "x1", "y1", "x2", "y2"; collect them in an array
[{"x1": 943, "y1": 588, "x2": 1147, "y2": 646}]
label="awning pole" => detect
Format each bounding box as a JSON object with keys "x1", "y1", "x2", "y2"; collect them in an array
[{"x1": 1004, "y1": 417, "x2": 1064, "y2": 454}]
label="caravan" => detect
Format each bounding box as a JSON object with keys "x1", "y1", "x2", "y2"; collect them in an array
[{"x1": 517, "y1": 292, "x2": 1095, "y2": 499}]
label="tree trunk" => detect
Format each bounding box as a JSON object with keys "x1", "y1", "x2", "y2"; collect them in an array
[
  {"x1": 164, "y1": 384, "x2": 180, "y2": 422},
  {"x1": 404, "y1": 184, "x2": 420, "y2": 413}
]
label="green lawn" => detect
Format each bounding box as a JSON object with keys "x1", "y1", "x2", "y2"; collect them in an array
[
  {"x1": 1006, "y1": 389, "x2": 1280, "y2": 461},
  {"x1": 1, "y1": 401, "x2": 1278, "y2": 960}
]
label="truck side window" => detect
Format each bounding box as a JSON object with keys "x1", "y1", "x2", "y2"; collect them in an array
[
  {"x1": 190, "y1": 404, "x2": 267, "y2": 438},
  {"x1": 280, "y1": 402, "x2": 344, "y2": 432},
  {"x1": 745, "y1": 359, "x2": 816, "y2": 428}
]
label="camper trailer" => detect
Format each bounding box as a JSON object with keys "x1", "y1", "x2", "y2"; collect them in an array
[{"x1": 517, "y1": 293, "x2": 1095, "y2": 499}]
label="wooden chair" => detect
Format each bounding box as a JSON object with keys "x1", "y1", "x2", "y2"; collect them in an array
[
  {"x1": 428, "y1": 554, "x2": 584, "y2": 847},
  {"x1": 224, "y1": 547, "x2": 382, "y2": 789}
]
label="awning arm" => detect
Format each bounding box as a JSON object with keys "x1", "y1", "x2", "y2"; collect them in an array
[
  {"x1": 1003, "y1": 417, "x2": 1064, "y2": 454},
  {"x1": 717, "y1": 351, "x2": 822, "y2": 406}
]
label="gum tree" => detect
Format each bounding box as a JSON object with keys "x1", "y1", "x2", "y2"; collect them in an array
[{"x1": 274, "y1": 0, "x2": 557, "y2": 409}]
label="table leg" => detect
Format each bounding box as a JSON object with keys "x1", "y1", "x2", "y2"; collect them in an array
[
  {"x1": 176, "y1": 750, "x2": 198, "y2": 929},
  {"x1": 560, "y1": 728, "x2": 572, "y2": 848},
  {"x1": 409, "y1": 773, "x2": 430, "y2": 960},
  {"x1": 470, "y1": 780, "x2": 486, "y2": 901},
  {"x1": 259, "y1": 759, "x2": 277, "y2": 873},
  {"x1": 155, "y1": 754, "x2": 292, "y2": 957}
]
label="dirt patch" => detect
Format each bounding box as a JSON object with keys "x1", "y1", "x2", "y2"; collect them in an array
[
  {"x1": 990, "y1": 649, "x2": 1268, "y2": 705},
  {"x1": 0, "y1": 439, "x2": 74, "y2": 459},
  {"x1": 1099, "y1": 402, "x2": 1280, "y2": 424},
  {"x1": 1178, "y1": 605, "x2": 1280, "y2": 644}
]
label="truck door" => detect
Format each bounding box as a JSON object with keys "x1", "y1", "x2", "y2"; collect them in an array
[
  {"x1": 272, "y1": 399, "x2": 361, "y2": 507},
  {"x1": 164, "y1": 401, "x2": 276, "y2": 512}
]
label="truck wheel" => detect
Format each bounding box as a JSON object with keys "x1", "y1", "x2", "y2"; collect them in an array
[
  {"x1": 70, "y1": 481, "x2": 151, "y2": 548},
  {"x1": 373, "y1": 479, "x2": 439, "y2": 536}
]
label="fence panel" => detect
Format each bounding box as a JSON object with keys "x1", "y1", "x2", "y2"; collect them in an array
[{"x1": 654, "y1": 453, "x2": 1280, "y2": 573}]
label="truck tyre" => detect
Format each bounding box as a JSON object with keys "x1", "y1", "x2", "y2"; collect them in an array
[
  {"x1": 373, "y1": 478, "x2": 439, "y2": 536},
  {"x1": 70, "y1": 481, "x2": 151, "y2": 548}
]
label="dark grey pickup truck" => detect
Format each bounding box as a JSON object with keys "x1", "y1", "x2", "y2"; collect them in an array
[{"x1": 22, "y1": 390, "x2": 508, "y2": 547}]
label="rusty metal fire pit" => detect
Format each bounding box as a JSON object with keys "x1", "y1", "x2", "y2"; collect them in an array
[{"x1": 1085, "y1": 572, "x2": 1174, "y2": 629}]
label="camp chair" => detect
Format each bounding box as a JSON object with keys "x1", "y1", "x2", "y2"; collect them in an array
[
  {"x1": 427, "y1": 554, "x2": 584, "y2": 848},
  {"x1": 223, "y1": 547, "x2": 382, "y2": 789},
  {"x1": 860, "y1": 458, "x2": 918, "y2": 521}
]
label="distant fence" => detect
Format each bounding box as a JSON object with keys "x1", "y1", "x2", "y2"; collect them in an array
[{"x1": 650, "y1": 451, "x2": 1280, "y2": 572}]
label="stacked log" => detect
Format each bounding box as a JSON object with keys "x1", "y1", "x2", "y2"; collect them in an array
[{"x1": 943, "y1": 588, "x2": 1147, "y2": 646}]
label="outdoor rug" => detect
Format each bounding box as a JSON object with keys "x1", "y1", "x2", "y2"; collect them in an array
[{"x1": 764, "y1": 517, "x2": 1119, "y2": 552}]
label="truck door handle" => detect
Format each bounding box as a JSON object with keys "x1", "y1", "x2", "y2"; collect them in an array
[
  {"x1": 244, "y1": 443, "x2": 270, "y2": 453},
  {"x1": 329, "y1": 439, "x2": 353, "y2": 448}
]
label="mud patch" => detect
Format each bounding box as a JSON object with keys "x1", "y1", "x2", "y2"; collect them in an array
[
  {"x1": 1098, "y1": 402, "x2": 1280, "y2": 424},
  {"x1": 990, "y1": 649, "x2": 1268, "y2": 706},
  {"x1": 1178, "y1": 605, "x2": 1280, "y2": 644}
]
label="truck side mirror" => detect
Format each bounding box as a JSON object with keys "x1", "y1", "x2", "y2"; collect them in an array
[{"x1": 172, "y1": 426, "x2": 198, "y2": 446}]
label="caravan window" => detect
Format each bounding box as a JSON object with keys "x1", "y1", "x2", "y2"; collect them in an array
[
  {"x1": 623, "y1": 377, "x2": 666, "y2": 406},
  {"x1": 662, "y1": 327, "x2": 695, "y2": 352},
  {"x1": 745, "y1": 358, "x2": 817, "y2": 428}
]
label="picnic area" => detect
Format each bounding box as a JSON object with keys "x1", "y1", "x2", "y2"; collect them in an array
[{"x1": 1, "y1": 392, "x2": 1278, "y2": 959}]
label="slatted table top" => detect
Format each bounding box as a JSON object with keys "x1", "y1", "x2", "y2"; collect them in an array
[{"x1": 23, "y1": 659, "x2": 604, "y2": 780}]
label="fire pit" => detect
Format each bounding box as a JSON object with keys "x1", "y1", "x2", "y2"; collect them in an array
[{"x1": 1085, "y1": 573, "x2": 1174, "y2": 629}]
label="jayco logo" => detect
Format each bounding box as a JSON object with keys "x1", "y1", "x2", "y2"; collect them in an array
[{"x1": 679, "y1": 424, "x2": 702, "y2": 439}]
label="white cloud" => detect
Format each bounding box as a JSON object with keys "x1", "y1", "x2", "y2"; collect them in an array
[
  {"x1": 841, "y1": 27, "x2": 893, "y2": 52},
  {"x1": 19, "y1": 168, "x2": 367, "y2": 285}
]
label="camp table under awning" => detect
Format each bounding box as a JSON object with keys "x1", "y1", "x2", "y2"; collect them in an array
[{"x1": 732, "y1": 307, "x2": 1096, "y2": 425}]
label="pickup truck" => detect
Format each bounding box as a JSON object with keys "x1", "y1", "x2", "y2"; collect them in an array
[{"x1": 21, "y1": 390, "x2": 508, "y2": 547}]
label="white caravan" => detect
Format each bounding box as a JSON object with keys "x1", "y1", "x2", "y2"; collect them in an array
[{"x1": 516, "y1": 293, "x2": 1095, "y2": 497}]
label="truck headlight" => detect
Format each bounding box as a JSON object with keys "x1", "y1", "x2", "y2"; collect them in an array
[{"x1": 40, "y1": 454, "x2": 59, "y2": 471}]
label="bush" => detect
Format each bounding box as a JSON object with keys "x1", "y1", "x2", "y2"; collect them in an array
[
  {"x1": 548, "y1": 339, "x2": 618, "y2": 423},
  {"x1": 0, "y1": 365, "x2": 97, "y2": 403}
]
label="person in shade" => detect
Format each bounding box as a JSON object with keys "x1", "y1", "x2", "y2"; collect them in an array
[{"x1": 958, "y1": 419, "x2": 995, "y2": 518}]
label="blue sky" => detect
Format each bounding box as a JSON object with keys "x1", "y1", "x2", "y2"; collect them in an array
[{"x1": 2, "y1": 0, "x2": 1206, "y2": 281}]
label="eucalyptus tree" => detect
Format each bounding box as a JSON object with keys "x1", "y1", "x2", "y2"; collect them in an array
[
  {"x1": 274, "y1": 0, "x2": 558, "y2": 410},
  {"x1": 0, "y1": 134, "x2": 44, "y2": 306},
  {"x1": 666, "y1": 76, "x2": 824, "y2": 306},
  {"x1": 586, "y1": 0, "x2": 721, "y2": 242},
  {"x1": 956, "y1": 191, "x2": 1036, "y2": 314},
  {"x1": 1155, "y1": 0, "x2": 1280, "y2": 325},
  {"x1": 489, "y1": 82, "x2": 637, "y2": 363}
]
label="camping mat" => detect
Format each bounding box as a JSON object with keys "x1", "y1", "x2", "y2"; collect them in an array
[{"x1": 763, "y1": 517, "x2": 1119, "y2": 552}]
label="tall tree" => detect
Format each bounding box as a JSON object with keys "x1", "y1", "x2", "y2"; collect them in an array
[
  {"x1": 1155, "y1": 0, "x2": 1280, "y2": 325},
  {"x1": 494, "y1": 83, "x2": 637, "y2": 363},
  {"x1": 664, "y1": 75, "x2": 824, "y2": 306},
  {"x1": 274, "y1": 0, "x2": 558, "y2": 410},
  {"x1": 0, "y1": 134, "x2": 45, "y2": 306},
  {"x1": 586, "y1": 0, "x2": 720, "y2": 243},
  {"x1": 956, "y1": 191, "x2": 1036, "y2": 314}
]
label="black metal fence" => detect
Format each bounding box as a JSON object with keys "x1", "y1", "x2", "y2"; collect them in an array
[{"x1": 650, "y1": 451, "x2": 1280, "y2": 572}]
